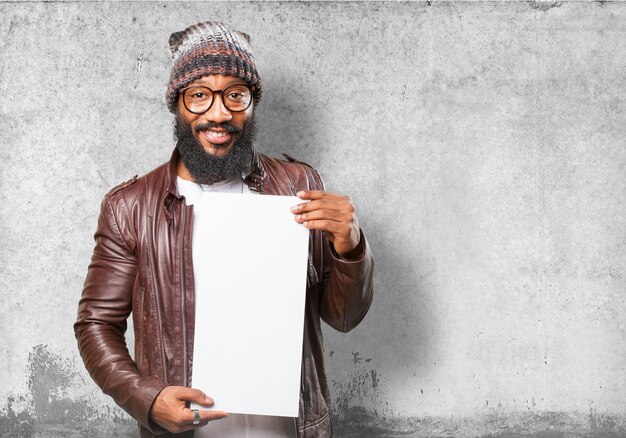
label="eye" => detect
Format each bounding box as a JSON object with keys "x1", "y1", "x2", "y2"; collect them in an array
[
  {"x1": 225, "y1": 86, "x2": 250, "y2": 100},
  {"x1": 185, "y1": 87, "x2": 211, "y2": 101},
  {"x1": 190, "y1": 91, "x2": 208, "y2": 99},
  {"x1": 227, "y1": 91, "x2": 244, "y2": 100}
]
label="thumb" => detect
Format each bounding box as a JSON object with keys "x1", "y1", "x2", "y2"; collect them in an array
[{"x1": 177, "y1": 387, "x2": 214, "y2": 407}]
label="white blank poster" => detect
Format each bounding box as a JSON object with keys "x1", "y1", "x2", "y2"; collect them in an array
[{"x1": 190, "y1": 192, "x2": 309, "y2": 417}]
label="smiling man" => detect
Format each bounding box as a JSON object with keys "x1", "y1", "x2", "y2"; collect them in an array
[{"x1": 75, "y1": 21, "x2": 373, "y2": 438}]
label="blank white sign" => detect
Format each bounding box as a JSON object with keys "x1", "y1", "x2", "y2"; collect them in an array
[{"x1": 190, "y1": 192, "x2": 309, "y2": 417}]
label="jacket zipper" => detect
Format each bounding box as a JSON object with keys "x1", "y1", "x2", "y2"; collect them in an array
[
  {"x1": 180, "y1": 206, "x2": 188, "y2": 386},
  {"x1": 148, "y1": 217, "x2": 168, "y2": 383}
]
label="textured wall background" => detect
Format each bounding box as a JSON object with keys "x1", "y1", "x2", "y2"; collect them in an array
[{"x1": 1, "y1": 1, "x2": 625, "y2": 437}]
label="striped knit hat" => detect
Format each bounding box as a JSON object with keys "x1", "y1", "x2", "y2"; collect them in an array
[{"x1": 165, "y1": 21, "x2": 261, "y2": 113}]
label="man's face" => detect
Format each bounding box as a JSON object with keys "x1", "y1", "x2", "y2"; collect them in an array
[
  {"x1": 177, "y1": 74, "x2": 254, "y2": 158},
  {"x1": 175, "y1": 74, "x2": 257, "y2": 185}
]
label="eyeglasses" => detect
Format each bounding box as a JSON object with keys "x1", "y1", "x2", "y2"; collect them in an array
[{"x1": 180, "y1": 84, "x2": 253, "y2": 114}]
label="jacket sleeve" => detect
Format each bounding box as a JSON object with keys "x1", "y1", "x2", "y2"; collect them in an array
[
  {"x1": 320, "y1": 229, "x2": 374, "y2": 332},
  {"x1": 74, "y1": 193, "x2": 167, "y2": 432},
  {"x1": 303, "y1": 167, "x2": 374, "y2": 332}
]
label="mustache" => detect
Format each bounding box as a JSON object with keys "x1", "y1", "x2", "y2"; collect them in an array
[{"x1": 194, "y1": 122, "x2": 241, "y2": 134}]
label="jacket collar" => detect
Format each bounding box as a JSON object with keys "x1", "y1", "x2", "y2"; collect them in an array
[{"x1": 242, "y1": 150, "x2": 266, "y2": 193}]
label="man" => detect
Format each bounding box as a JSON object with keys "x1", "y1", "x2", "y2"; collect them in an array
[{"x1": 75, "y1": 21, "x2": 373, "y2": 438}]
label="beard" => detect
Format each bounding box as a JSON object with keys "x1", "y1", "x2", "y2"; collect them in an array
[{"x1": 174, "y1": 113, "x2": 256, "y2": 185}]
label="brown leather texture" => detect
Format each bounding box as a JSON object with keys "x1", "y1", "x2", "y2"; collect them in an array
[{"x1": 75, "y1": 149, "x2": 374, "y2": 437}]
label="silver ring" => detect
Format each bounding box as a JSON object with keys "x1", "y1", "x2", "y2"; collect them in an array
[{"x1": 192, "y1": 409, "x2": 201, "y2": 425}]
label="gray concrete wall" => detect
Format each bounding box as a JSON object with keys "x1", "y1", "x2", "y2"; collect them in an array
[{"x1": 1, "y1": 1, "x2": 625, "y2": 437}]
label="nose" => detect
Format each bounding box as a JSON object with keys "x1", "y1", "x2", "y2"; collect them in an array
[{"x1": 203, "y1": 93, "x2": 232, "y2": 124}]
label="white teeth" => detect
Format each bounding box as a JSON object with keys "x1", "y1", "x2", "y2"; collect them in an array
[{"x1": 208, "y1": 131, "x2": 226, "y2": 138}]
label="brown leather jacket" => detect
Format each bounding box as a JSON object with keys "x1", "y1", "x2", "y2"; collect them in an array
[{"x1": 74, "y1": 150, "x2": 374, "y2": 437}]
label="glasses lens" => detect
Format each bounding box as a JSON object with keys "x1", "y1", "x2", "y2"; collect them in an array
[
  {"x1": 183, "y1": 87, "x2": 213, "y2": 114},
  {"x1": 223, "y1": 85, "x2": 252, "y2": 112}
]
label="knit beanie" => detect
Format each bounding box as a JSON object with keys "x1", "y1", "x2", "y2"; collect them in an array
[{"x1": 165, "y1": 21, "x2": 262, "y2": 113}]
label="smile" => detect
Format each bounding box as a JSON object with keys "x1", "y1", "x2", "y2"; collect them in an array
[{"x1": 201, "y1": 130, "x2": 233, "y2": 145}]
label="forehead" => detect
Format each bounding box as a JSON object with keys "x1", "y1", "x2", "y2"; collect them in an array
[{"x1": 187, "y1": 74, "x2": 249, "y2": 89}]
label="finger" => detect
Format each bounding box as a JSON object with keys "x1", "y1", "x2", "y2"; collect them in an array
[
  {"x1": 201, "y1": 410, "x2": 229, "y2": 422},
  {"x1": 296, "y1": 190, "x2": 348, "y2": 201},
  {"x1": 292, "y1": 198, "x2": 352, "y2": 214},
  {"x1": 294, "y1": 208, "x2": 349, "y2": 223},
  {"x1": 187, "y1": 408, "x2": 229, "y2": 424},
  {"x1": 301, "y1": 219, "x2": 347, "y2": 235},
  {"x1": 176, "y1": 387, "x2": 214, "y2": 407}
]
